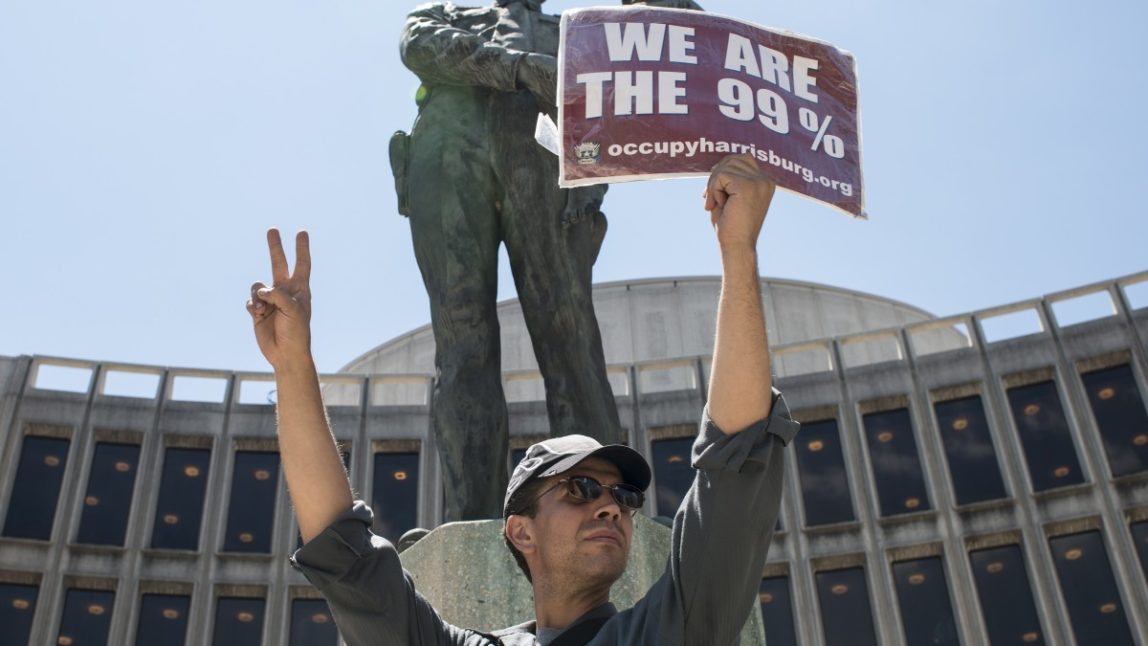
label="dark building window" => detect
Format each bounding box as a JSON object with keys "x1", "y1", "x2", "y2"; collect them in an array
[
  {"x1": 1048, "y1": 531, "x2": 1135, "y2": 646},
  {"x1": 795, "y1": 419, "x2": 855, "y2": 526},
  {"x1": 371, "y1": 452, "x2": 420, "y2": 543},
  {"x1": 151, "y1": 448, "x2": 211, "y2": 550},
  {"x1": 135, "y1": 594, "x2": 190, "y2": 646},
  {"x1": 861, "y1": 408, "x2": 931, "y2": 516},
  {"x1": 969, "y1": 544, "x2": 1045, "y2": 645},
  {"x1": 759, "y1": 576, "x2": 797, "y2": 646},
  {"x1": 510, "y1": 448, "x2": 527, "y2": 476},
  {"x1": 289, "y1": 598, "x2": 338, "y2": 646},
  {"x1": 1006, "y1": 381, "x2": 1085, "y2": 491},
  {"x1": 934, "y1": 395, "x2": 1008, "y2": 504},
  {"x1": 892, "y1": 557, "x2": 959, "y2": 645},
  {"x1": 57, "y1": 588, "x2": 115, "y2": 646},
  {"x1": 651, "y1": 437, "x2": 694, "y2": 518},
  {"x1": 0, "y1": 583, "x2": 38, "y2": 646},
  {"x1": 1133, "y1": 521, "x2": 1148, "y2": 583},
  {"x1": 77, "y1": 442, "x2": 142, "y2": 546},
  {"x1": 815, "y1": 567, "x2": 877, "y2": 646},
  {"x1": 3, "y1": 435, "x2": 70, "y2": 539},
  {"x1": 1081, "y1": 364, "x2": 1148, "y2": 477},
  {"x1": 213, "y1": 597, "x2": 265, "y2": 646},
  {"x1": 222, "y1": 451, "x2": 280, "y2": 553}
]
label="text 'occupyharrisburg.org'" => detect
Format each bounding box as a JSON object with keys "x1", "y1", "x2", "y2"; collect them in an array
[{"x1": 604, "y1": 138, "x2": 854, "y2": 197}]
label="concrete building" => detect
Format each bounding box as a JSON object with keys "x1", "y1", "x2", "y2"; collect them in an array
[{"x1": 1, "y1": 271, "x2": 1147, "y2": 645}]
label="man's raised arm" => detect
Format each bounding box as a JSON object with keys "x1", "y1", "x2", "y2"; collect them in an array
[
  {"x1": 703, "y1": 155, "x2": 777, "y2": 433},
  {"x1": 246, "y1": 229, "x2": 353, "y2": 543}
]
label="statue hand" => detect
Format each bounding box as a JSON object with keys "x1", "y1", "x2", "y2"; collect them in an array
[
  {"x1": 518, "y1": 52, "x2": 557, "y2": 109},
  {"x1": 562, "y1": 184, "x2": 607, "y2": 227},
  {"x1": 246, "y1": 229, "x2": 313, "y2": 370}
]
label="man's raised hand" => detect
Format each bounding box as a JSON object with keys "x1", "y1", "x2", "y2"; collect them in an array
[
  {"x1": 246, "y1": 229, "x2": 353, "y2": 542},
  {"x1": 703, "y1": 154, "x2": 776, "y2": 251},
  {"x1": 246, "y1": 229, "x2": 313, "y2": 370},
  {"x1": 703, "y1": 155, "x2": 776, "y2": 433}
]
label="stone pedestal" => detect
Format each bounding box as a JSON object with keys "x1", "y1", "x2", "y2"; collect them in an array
[{"x1": 401, "y1": 515, "x2": 765, "y2": 644}]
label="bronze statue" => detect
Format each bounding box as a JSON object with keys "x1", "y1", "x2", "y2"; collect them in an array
[{"x1": 390, "y1": 0, "x2": 622, "y2": 521}]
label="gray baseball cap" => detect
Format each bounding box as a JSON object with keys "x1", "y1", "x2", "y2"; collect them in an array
[{"x1": 503, "y1": 434, "x2": 652, "y2": 517}]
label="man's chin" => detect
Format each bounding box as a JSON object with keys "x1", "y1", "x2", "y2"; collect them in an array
[{"x1": 581, "y1": 549, "x2": 629, "y2": 582}]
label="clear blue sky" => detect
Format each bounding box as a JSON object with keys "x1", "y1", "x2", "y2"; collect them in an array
[{"x1": 2, "y1": 0, "x2": 1145, "y2": 374}]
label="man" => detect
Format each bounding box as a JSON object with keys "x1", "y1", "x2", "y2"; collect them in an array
[
  {"x1": 392, "y1": 0, "x2": 621, "y2": 521},
  {"x1": 247, "y1": 155, "x2": 798, "y2": 645}
]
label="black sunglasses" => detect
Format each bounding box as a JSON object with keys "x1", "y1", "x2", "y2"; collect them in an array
[{"x1": 538, "y1": 476, "x2": 645, "y2": 516}]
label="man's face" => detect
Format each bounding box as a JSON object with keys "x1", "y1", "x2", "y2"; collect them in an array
[{"x1": 528, "y1": 457, "x2": 634, "y2": 589}]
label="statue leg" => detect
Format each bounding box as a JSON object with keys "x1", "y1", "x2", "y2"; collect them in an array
[
  {"x1": 407, "y1": 136, "x2": 508, "y2": 521},
  {"x1": 491, "y1": 99, "x2": 624, "y2": 445}
]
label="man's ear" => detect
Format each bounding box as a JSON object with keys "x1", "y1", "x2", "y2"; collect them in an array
[{"x1": 505, "y1": 515, "x2": 537, "y2": 555}]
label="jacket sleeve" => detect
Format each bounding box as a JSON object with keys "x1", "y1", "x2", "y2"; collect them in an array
[
  {"x1": 608, "y1": 389, "x2": 798, "y2": 646},
  {"x1": 676, "y1": 390, "x2": 798, "y2": 644},
  {"x1": 400, "y1": 3, "x2": 523, "y2": 91},
  {"x1": 291, "y1": 501, "x2": 484, "y2": 646}
]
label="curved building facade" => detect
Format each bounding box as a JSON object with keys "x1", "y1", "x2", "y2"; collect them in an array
[
  {"x1": 344, "y1": 276, "x2": 954, "y2": 373},
  {"x1": 1, "y1": 272, "x2": 1147, "y2": 645}
]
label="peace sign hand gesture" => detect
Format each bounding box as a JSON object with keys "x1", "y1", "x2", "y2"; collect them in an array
[{"x1": 246, "y1": 229, "x2": 313, "y2": 370}]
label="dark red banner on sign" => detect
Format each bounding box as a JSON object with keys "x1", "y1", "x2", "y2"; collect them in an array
[{"x1": 557, "y1": 6, "x2": 865, "y2": 218}]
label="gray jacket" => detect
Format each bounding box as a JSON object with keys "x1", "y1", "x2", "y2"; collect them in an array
[{"x1": 291, "y1": 391, "x2": 798, "y2": 645}]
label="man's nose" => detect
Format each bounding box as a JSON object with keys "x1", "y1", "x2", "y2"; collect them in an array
[{"x1": 594, "y1": 497, "x2": 622, "y2": 520}]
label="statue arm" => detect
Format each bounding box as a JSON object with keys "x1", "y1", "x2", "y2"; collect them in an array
[{"x1": 400, "y1": 4, "x2": 523, "y2": 92}]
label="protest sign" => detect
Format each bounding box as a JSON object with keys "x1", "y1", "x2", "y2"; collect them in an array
[{"x1": 557, "y1": 6, "x2": 866, "y2": 218}]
